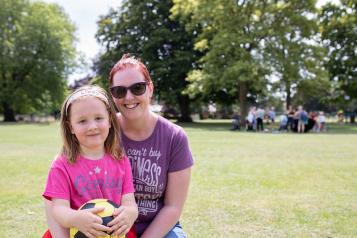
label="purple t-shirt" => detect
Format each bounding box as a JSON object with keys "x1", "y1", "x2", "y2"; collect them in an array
[{"x1": 121, "y1": 116, "x2": 194, "y2": 235}]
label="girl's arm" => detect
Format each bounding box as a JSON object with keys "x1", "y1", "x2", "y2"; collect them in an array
[
  {"x1": 51, "y1": 198, "x2": 111, "y2": 238},
  {"x1": 108, "y1": 193, "x2": 138, "y2": 236},
  {"x1": 44, "y1": 199, "x2": 68, "y2": 238},
  {"x1": 141, "y1": 167, "x2": 192, "y2": 238}
]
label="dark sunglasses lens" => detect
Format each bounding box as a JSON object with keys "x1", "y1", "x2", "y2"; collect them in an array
[
  {"x1": 110, "y1": 86, "x2": 127, "y2": 98},
  {"x1": 130, "y1": 82, "x2": 147, "y2": 95},
  {"x1": 110, "y1": 82, "x2": 147, "y2": 98}
]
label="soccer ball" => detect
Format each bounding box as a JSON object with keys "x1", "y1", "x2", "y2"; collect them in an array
[{"x1": 70, "y1": 198, "x2": 123, "y2": 238}]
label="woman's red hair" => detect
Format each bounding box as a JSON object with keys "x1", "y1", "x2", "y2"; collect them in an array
[{"x1": 109, "y1": 54, "x2": 152, "y2": 86}]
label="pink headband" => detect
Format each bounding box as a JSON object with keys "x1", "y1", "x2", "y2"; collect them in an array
[{"x1": 66, "y1": 88, "x2": 109, "y2": 114}]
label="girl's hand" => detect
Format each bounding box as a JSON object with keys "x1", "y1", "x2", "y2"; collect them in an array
[
  {"x1": 107, "y1": 206, "x2": 138, "y2": 237},
  {"x1": 74, "y1": 207, "x2": 111, "y2": 238}
]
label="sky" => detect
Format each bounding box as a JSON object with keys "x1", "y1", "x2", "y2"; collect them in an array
[
  {"x1": 41, "y1": 0, "x2": 338, "y2": 82},
  {"x1": 42, "y1": 0, "x2": 123, "y2": 81}
]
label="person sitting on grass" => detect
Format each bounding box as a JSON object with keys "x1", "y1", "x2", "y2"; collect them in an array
[
  {"x1": 231, "y1": 112, "x2": 241, "y2": 131},
  {"x1": 279, "y1": 113, "x2": 288, "y2": 132}
]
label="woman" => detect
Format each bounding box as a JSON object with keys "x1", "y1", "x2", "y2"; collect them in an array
[
  {"x1": 45, "y1": 54, "x2": 193, "y2": 238},
  {"x1": 109, "y1": 54, "x2": 193, "y2": 237}
]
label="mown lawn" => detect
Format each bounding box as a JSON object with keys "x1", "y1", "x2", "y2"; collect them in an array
[{"x1": 0, "y1": 121, "x2": 356, "y2": 238}]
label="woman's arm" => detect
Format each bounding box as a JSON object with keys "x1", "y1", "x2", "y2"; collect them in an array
[
  {"x1": 108, "y1": 193, "x2": 138, "y2": 236},
  {"x1": 141, "y1": 167, "x2": 192, "y2": 238},
  {"x1": 44, "y1": 199, "x2": 68, "y2": 238}
]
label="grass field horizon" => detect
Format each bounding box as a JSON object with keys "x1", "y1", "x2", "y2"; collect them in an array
[{"x1": 0, "y1": 120, "x2": 356, "y2": 237}]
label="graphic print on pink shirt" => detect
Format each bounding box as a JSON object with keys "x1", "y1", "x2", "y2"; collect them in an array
[
  {"x1": 73, "y1": 165, "x2": 123, "y2": 197},
  {"x1": 43, "y1": 154, "x2": 135, "y2": 210}
]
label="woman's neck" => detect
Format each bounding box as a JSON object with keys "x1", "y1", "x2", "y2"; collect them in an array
[{"x1": 120, "y1": 111, "x2": 158, "y2": 141}]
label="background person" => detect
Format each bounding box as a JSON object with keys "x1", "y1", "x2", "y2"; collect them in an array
[
  {"x1": 318, "y1": 111, "x2": 327, "y2": 132},
  {"x1": 296, "y1": 105, "x2": 308, "y2": 133},
  {"x1": 246, "y1": 106, "x2": 255, "y2": 131},
  {"x1": 287, "y1": 105, "x2": 295, "y2": 132},
  {"x1": 337, "y1": 109, "x2": 344, "y2": 125},
  {"x1": 268, "y1": 107, "x2": 276, "y2": 124},
  {"x1": 230, "y1": 111, "x2": 241, "y2": 131},
  {"x1": 279, "y1": 113, "x2": 288, "y2": 132},
  {"x1": 256, "y1": 107, "x2": 265, "y2": 132}
]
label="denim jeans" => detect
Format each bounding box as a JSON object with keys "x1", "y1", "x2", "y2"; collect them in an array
[{"x1": 163, "y1": 222, "x2": 186, "y2": 238}]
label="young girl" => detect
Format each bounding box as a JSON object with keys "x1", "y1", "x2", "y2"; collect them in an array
[{"x1": 43, "y1": 85, "x2": 138, "y2": 238}]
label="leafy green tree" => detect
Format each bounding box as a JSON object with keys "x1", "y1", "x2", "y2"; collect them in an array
[
  {"x1": 319, "y1": 0, "x2": 356, "y2": 102},
  {"x1": 256, "y1": 0, "x2": 327, "y2": 110},
  {"x1": 173, "y1": 0, "x2": 329, "y2": 118},
  {"x1": 0, "y1": 0, "x2": 77, "y2": 121},
  {"x1": 172, "y1": 0, "x2": 271, "y2": 123},
  {"x1": 293, "y1": 75, "x2": 332, "y2": 110},
  {"x1": 95, "y1": 0, "x2": 198, "y2": 122}
]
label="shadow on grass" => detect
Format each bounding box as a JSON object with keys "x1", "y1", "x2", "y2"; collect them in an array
[
  {"x1": 177, "y1": 120, "x2": 357, "y2": 134},
  {"x1": 323, "y1": 124, "x2": 357, "y2": 134},
  {"x1": 176, "y1": 120, "x2": 232, "y2": 131}
]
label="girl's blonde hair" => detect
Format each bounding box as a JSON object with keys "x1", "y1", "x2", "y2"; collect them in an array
[{"x1": 60, "y1": 85, "x2": 123, "y2": 163}]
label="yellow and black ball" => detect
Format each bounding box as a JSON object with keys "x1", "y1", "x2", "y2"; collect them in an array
[{"x1": 70, "y1": 198, "x2": 123, "y2": 238}]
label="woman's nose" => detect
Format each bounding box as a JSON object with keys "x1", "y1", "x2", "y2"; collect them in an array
[{"x1": 124, "y1": 89, "x2": 135, "y2": 100}]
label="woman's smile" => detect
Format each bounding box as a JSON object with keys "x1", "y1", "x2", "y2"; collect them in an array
[{"x1": 124, "y1": 103, "x2": 140, "y2": 109}]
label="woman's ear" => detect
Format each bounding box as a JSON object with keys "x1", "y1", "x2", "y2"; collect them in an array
[{"x1": 148, "y1": 81, "x2": 154, "y2": 98}]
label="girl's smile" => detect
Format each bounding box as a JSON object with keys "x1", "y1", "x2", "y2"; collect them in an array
[{"x1": 69, "y1": 96, "x2": 111, "y2": 158}]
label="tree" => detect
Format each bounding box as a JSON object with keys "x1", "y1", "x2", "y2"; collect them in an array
[
  {"x1": 0, "y1": 0, "x2": 77, "y2": 121},
  {"x1": 173, "y1": 0, "x2": 331, "y2": 118},
  {"x1": 95, "y1": 0, "x2": 199, "y2": 122},
  {"x1": 262, "y1": 0, "x2": 327, "y2": 110},
  {"x1": 172, "y1": 0, "x2": 270, "y2": 124},
  {"x1": 293, "y1": 75, "x2": 332, "y2": 110},
  {"x1": 319, "y1": 0, "x2": 356, "y2": 104}
]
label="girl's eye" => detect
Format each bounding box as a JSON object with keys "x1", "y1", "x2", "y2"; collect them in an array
[
  {"x1": 79, "y1": 120, "x2": 86, "y2": 124},
  {"x1": 95, "y1": 117, "x2": 103, "y2": 121}
]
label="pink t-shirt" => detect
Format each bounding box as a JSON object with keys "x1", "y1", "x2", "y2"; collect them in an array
[{"x1": 43, "y1": 153, "x2": 135, "y2": 210}]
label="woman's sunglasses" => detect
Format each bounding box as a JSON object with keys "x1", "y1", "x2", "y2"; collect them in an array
[{"x1": 110, "y1": 82, "x2": 148, "y2": 99}]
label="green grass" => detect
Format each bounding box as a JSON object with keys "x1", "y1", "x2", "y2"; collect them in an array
[{"x1": 0, "y1": 121, "x2": 356, "y2": 237}]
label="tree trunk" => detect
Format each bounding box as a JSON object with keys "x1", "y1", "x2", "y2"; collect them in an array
[
  {"x1": 177, "y1": 94, "x2": 192, "y2": 122},
  {"x1": 286, "y1": 82, "x2": 291, "y2": 110},
  {"x1": 239, "y1": 82, "x2": 248, "y2": 127},
  {"x1": 2, "y1": 101, "x2": 16, "y2": 122}
]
